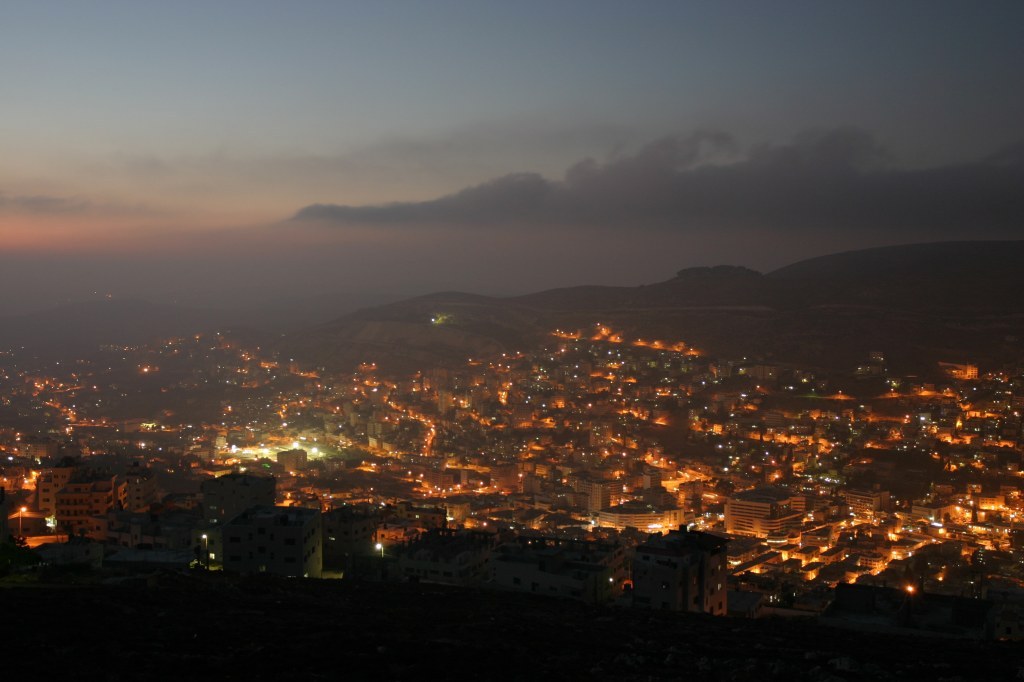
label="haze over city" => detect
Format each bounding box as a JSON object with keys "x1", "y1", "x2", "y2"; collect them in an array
[{"x1": 2, "y1": 1, "x2": 1023, "y2": 314}]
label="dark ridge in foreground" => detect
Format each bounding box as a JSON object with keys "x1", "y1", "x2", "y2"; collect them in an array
[{"x1": 5, "y1": 575, "x2": 1018, "y2": 681}]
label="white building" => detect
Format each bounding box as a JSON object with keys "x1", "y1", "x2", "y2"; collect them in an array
[{"x1": 595, "y1": 502, "x2": 689, "y2": 532}]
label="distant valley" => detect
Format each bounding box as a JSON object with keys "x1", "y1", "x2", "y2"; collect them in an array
[{"x1": 3, "y1": 241, "x2": 1022, "y2": 377}]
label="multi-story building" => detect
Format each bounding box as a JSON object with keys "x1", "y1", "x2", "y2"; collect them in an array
[
  {"x1": 22, "y1": 437, "x2": 59, "y2": 460},
  {"x1": 35, "y1": 464, "x2": 77, "y2": 516},
  {"x1": 56, "y1": 476, "x2": 119, "y2": 538},
  {"x1": 938, "y1": 362, "x2": 979, "y2": 380},
  {"x1": 276, "y1": 448, "x2": 308, "y2": 471},
  {"x1": 392, "y1": 500, "x2": 447, "y2": 529},
  {"x1": 725, "y1": 487, "x2": 804, "y2": 537},
  {"x1": 122, "y1": 465, "x2": 157, "y2": 512},
  {"x1": 910, "y1": 499, "x2": 961, "y2": 524},
  {"x1": 492, "y1": 537, "x2": 627, "y2": 603},
  {"x1": 845, "y1": 489, "x2": 891, "y2": 516},
  {"x1": 200, "y1": 473, "x2": 275, "y2": 525},
  {"x1": 221, "y1": 505, "x2": 322, "y2": 578},
  {"x1": 570, "y1": 475, "x2": 618, "y2": 513},
  {"x1": 322, "y1": 505, "x2": 379, "y2": 571},
  {"x1": 396, "y1": 528, "x2": 492, "y2": 586},
  {"x1": 632, "y1": 527, "x2": 729, "y2": 615}
]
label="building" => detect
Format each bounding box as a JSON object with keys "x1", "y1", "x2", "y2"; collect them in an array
[
  {"x1": 276, "y1": 448, "x2": 308, "y2": 471},
  {"x1": 845, "y1": 489, "x2": 891, "y2": 515},
  {"x1": 35, "y1": 463, "x2": 77, "y2": 516},
  {"x1": 0, "y1": 487, "x2": 8, "y2": 541},
  {"x1": 595, "y1": 501, "x2": 688, "y2": 531},
  {"x1": 396, "y1": 528, "x2": 492, "y2": 586},
  {"x1": 7, "y1": 508, "x2": 48, "y2": 537},
  {"x1": 122, "y1": 464, "x2": 157, "y2": 512},
  {"x1": 570, "y1": 475, "x2": 618, "y2": 513},
  {"x1": 100, "y1": 508, "x2": 200, "y2": 550},
  {"x1": 911, "y1": 499, "x2": 960, "y2": 524},
  {"x1": 392, "y1": 500, "x2": 447, "y2": 529},
  {"x1": 201, "y1": 473, "x2": 275, "y2": 525},
  {"x1": 34, "y1": 538, "x2": 104, "y2": 569},
  {"x1": 221, "y1": 505, "x2": 322, "y2": 578},
  {"x1": 21, "y1": 437, "x2": 59, "y2": 460},
  {"x1": 105, "y1": 548, "x2": 193, "y2": 572},
  {"x1": 938, "y1": 362, "x2": 979, "y2": 381},
  {"x1": 56, "y1": 476, "x2": 119, "y2": 538},
  {"x1": 727, "y1": 590, "x2": 766, "y2": 618},
  {"x1": 492, "y1": 536, "x2": 627, "y2": 603},
  {"x1": 632, "y1": 527, "x2": 729, "y2": 615},
  {"x1": 322, "y1": 505, "x2": 379, "y2": 571},
  {"x1": 725, "y1": 487, "x2": 804, "y2": 537}
]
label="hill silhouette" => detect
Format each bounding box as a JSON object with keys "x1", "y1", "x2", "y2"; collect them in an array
[{"x1": 282, "y1": 241, "x2": 1024, "y2": 374}]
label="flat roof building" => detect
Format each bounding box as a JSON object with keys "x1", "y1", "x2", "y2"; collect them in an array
[
  {"x1": 633, "y1": 527, "x2": 729, "y2": 615},
  {"x1": 595, "y1": 502, "x2": 689, "y2": 532},
  {"x1": 221, "y1": 505, "x2": 322, "y2": 578},
  {"x1": 201, "y1": 473, "x2": 275, "y2": 525},
  {"x1": 725, "y1": 487, "x2": 803, "y2": 537}
]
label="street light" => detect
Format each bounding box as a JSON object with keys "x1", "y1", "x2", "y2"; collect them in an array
[
  {"x1": 375, "y1": 542, "x2": 384, "y2": 558},
  {"x1": 201, "y1": 534, "x2": 208, "y2": 569},
  {"x1": 19, "y1": 506, "x2": 27, "y2": 537}
]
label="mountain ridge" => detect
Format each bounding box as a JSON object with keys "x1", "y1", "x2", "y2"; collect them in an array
[{"x1": 282, "y1": 240, "x2": 1024, "y2": 374}]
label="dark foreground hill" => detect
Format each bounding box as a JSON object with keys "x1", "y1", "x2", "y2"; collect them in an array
[
  {"x1": 2, "y1": 575, "x2": 1018, "y2": 681},
  {"x1": 283, "y1": 241, "x2": 1024, "y2": 375}
]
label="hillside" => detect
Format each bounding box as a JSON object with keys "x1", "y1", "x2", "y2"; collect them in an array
[
  {"x1": 4, "y1": 576, "x2": 1018, "y2": 681},
  {"x1": 281, "y1": 241, "x2": 1024, "y2": 374},
  {"x1": 283, "y1": 292, "x2": 541, "y2": 374},
  {"x1": 768, "y1": 240, "x2": 1024, "y2": 312}
]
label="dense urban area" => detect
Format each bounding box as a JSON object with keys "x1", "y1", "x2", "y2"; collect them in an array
[{"x1": 3, "y1": 317, "x2": 1024, "y2": 642}]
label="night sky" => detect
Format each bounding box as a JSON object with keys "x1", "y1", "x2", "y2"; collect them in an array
[{"x1": 1, "y1": 1, "x2": 1022, "y2": 313}]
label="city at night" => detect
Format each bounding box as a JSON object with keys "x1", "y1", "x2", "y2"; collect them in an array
[{"x1": 2, "y1": 2, "x2": 1023, "y2": 679}]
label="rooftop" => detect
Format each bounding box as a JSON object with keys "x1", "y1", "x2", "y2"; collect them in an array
[{"x1": 227, "y1": 505, "x2": 319, "y2": 527}]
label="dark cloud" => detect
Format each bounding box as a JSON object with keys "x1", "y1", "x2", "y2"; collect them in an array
[
  {"x1": 296, "y1": 172, "x2": 552, "y2": 225},
  {"x1": 0, "y1": 192, "x2": 90, "y2": 214},
  {"x1": 292, "y1": 128, "x2": 1024, "y2": 238},
  {"x1": 0, "y1": 190, "x2": 172, "y2": 221}
]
